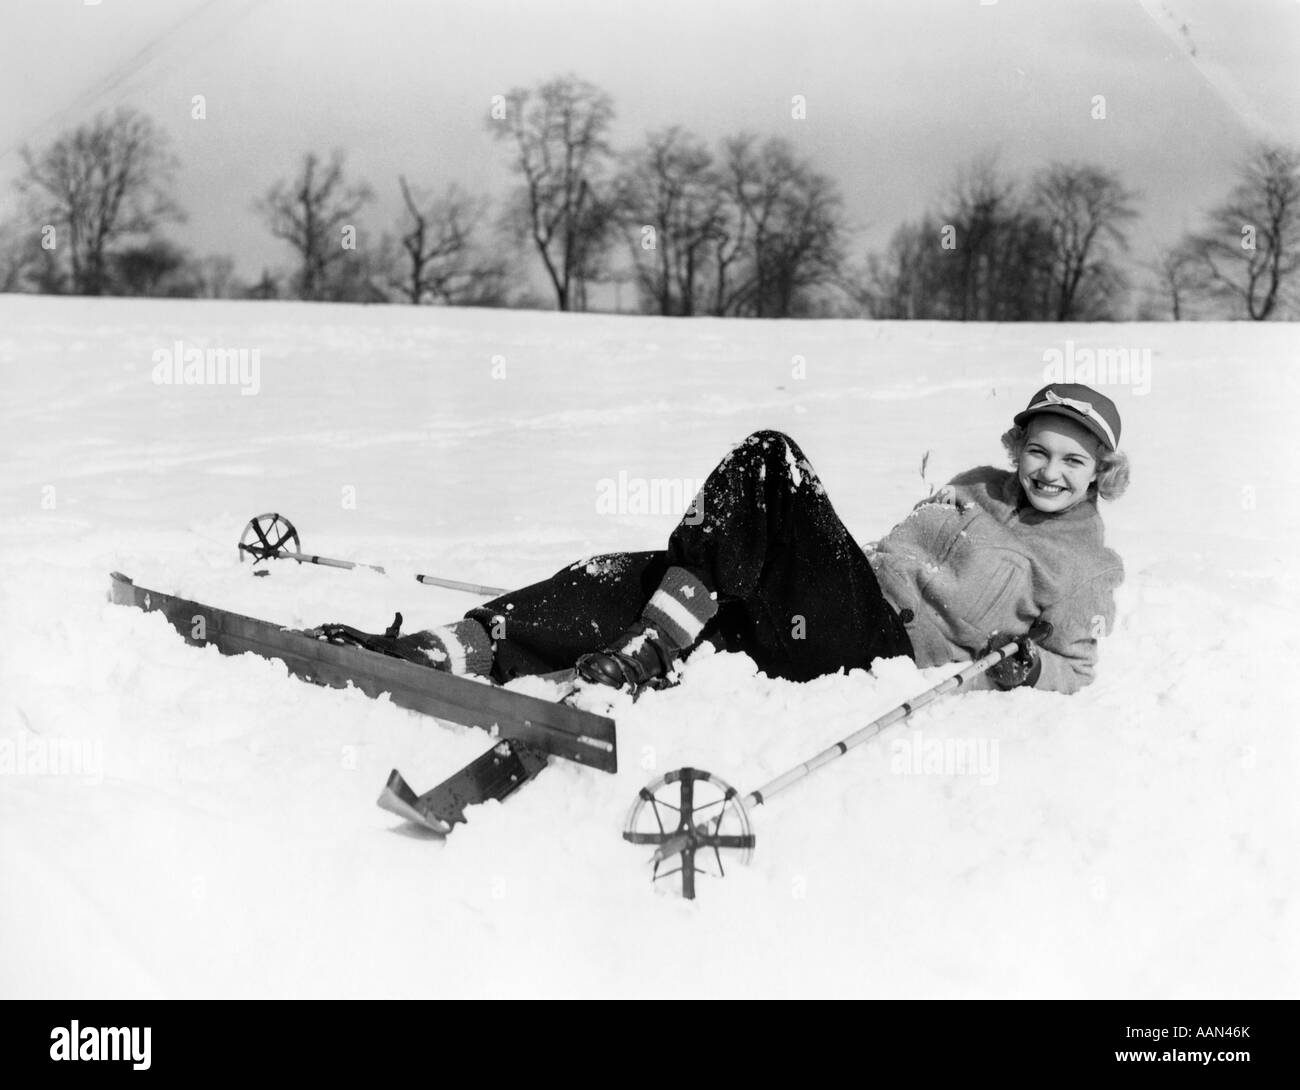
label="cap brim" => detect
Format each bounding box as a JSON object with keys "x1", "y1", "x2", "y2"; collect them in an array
[{"x1": 1013, "y1": 406, "x2": 1115, "y2": 451}]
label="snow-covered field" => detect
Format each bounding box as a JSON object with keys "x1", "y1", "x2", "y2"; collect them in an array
[{"x1": 1, "y1": 295, "x2": 1296, "y2": 998}]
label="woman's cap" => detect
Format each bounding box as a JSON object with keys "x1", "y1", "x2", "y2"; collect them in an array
[{"x1": 1014, "y1": 383, "x2": 1121, "y2": 451}]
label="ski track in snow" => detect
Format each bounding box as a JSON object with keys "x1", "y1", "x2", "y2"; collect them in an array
[{"x1": 0, "y1": 296, "x2": 1297, "y2": 998}]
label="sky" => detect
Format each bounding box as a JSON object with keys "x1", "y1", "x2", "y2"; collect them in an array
[{"x1": 0, "y1": 0, "x2": 1297, "y2": 292}]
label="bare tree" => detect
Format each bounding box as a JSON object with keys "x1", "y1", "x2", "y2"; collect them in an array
[
  {"x1": 760, "y1": 155, "x2": 845, "y2": 317},
  {"x1": 1146, "y1": 243, "x2": 1203, "y2": 320},
  {"x1": 947, "y1": 156, "x2": 1009, "y2": 320},
  {"x1": 0, "y1": 213, "x2": 53, "y2": 292},
  {"x1": 390, "y1": 178, "x2": 497, "y2": 304},
  {"x1": 706, "y1": 191, "x2": 748, "y2": 317},
  {"x1": 257, "y1": 151, "x2": 373, "y2": 301},
  {"x1": 863, "y1": 156, "x2": 1063, "y2": 322},
  {"x1": 715, "y1": 135, "x2": 847, "y2": 317},
  {"x1": 864, "y1": 157, "x2": 1138, "y2": 321},
  {"x1": 862, "y1": 218, "x2": 934, "y2": 319},
  {"x1": 1031, "y1": 163, "x2": 1139, "y2": 320},
  {"x1": 569, "y1": 188, "x2": 620, "y2": 311},
  {"x1": 615, "y1": 127, "x2": 724, "y2": 315},
  {"x1": 941, "y1": 155, "x2": 1057, "y2": 321},
  {"x1": 19, "y1": 107, "x2": 180, "y2": 295},
  {"x1": 489, "y1": 74, "x2": 615, "y2": 311},
  {"x1": 1188, "y1": 144, "x2": 1300, "y2": 320}
]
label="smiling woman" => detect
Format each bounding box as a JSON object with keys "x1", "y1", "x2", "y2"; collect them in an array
[
  {"x1": 864, "y1": 383, "x2": 1127, "y2": 693},
  {"x1": 316, "y1": 382, "x2": 1130, "y2": 698},
  {"x1": 1007, "y1": 384, "x2": 1129, "y2": 510}
]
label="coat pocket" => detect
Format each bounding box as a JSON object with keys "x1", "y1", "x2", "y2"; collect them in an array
[
  {"x1": 964, "y1": 553, "x2": 1031, "y2": 629},
  {"x1": 912, "y1": 503, "x2": 971, "y2": 564}
]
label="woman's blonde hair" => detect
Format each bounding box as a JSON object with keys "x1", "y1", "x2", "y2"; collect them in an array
[{"x1": 1001, "y1": 424, "x2": 1130, "y2": 502}]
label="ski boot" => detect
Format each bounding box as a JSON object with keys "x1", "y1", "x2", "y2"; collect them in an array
[
  {"x1": 308, "y1": 613, "x2": 493, "y2": 675},
  {"x1": 576, "y1": 623, "x2": 682, "y2": 695}
]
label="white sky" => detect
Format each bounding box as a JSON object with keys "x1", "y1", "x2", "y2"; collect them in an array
[{"x1": 0, "y1": 0, "x2": 1297, "y2": 284}]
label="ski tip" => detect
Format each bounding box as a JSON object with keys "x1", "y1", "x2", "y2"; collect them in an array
[
  {"x1": 376, "y1": 770, "x2": 453, "y2": 835},
  {"x1": 382, "y1": 767, "x2": 415, "y2": 800}
]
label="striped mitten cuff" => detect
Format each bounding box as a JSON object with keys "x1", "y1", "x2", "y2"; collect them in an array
[
  {"x1": 416, "y1": 618, "x2": 495, "y2": 676},
  {"x1": 640, "y1": 567, "x2": 718, "y2": 651}
]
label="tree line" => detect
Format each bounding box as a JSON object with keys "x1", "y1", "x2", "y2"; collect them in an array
[{"x1": 2, "y1": 74, "x2": 1297, "y2": 319}]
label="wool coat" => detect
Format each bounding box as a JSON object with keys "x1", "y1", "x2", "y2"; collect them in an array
[{"x1": 865, "y1": 466, "x2": 1124, "y2": 693}]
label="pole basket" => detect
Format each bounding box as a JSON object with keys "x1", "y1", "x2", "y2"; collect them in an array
[
  {"x1": 239, "y1": 512, "x2": 301, "y2": 563},
  {"x1": 623, "y1": 768, "x2": 755, "y2": 900}
]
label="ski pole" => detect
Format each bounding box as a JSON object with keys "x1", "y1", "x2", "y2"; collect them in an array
[
  {"x1": 626, "y1": 621, "x2": 1051, "y2": 895},
  {"x1": 238, "y1": 512, "x2": 507, "y2": 597}
]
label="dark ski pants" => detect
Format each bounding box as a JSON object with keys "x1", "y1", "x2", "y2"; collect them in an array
[{"x1": 466, "y1": 430, "x2": 914, "y2": 683}]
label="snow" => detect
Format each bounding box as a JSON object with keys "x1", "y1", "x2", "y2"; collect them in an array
[{"x1": 1, "y1": 295, "x2": 1297, "y2": 998}]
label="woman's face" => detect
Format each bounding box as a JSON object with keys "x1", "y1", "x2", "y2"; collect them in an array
[{"x1": 1017, "y1": 416, "x2": 1101, "y2": 513}]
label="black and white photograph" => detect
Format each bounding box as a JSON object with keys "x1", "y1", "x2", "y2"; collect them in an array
[{"x1": 1, "y1": 0, "x2": 1296, "y2": 1038}]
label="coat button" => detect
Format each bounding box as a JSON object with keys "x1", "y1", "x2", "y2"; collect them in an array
[{"x1": 899, "y1": 608, "x2": 915, "y2": 624}]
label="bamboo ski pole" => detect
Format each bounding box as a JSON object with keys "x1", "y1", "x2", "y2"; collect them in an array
[
  {"x1": 269, "y1": 550, "x2": 506, "y2": 597},
  {"x1": 650, "y1": 623, "x2": 1051, "y2": 867},
  {"x1": 238, "y1": 513, "x2": 507, "y2": 597}
]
